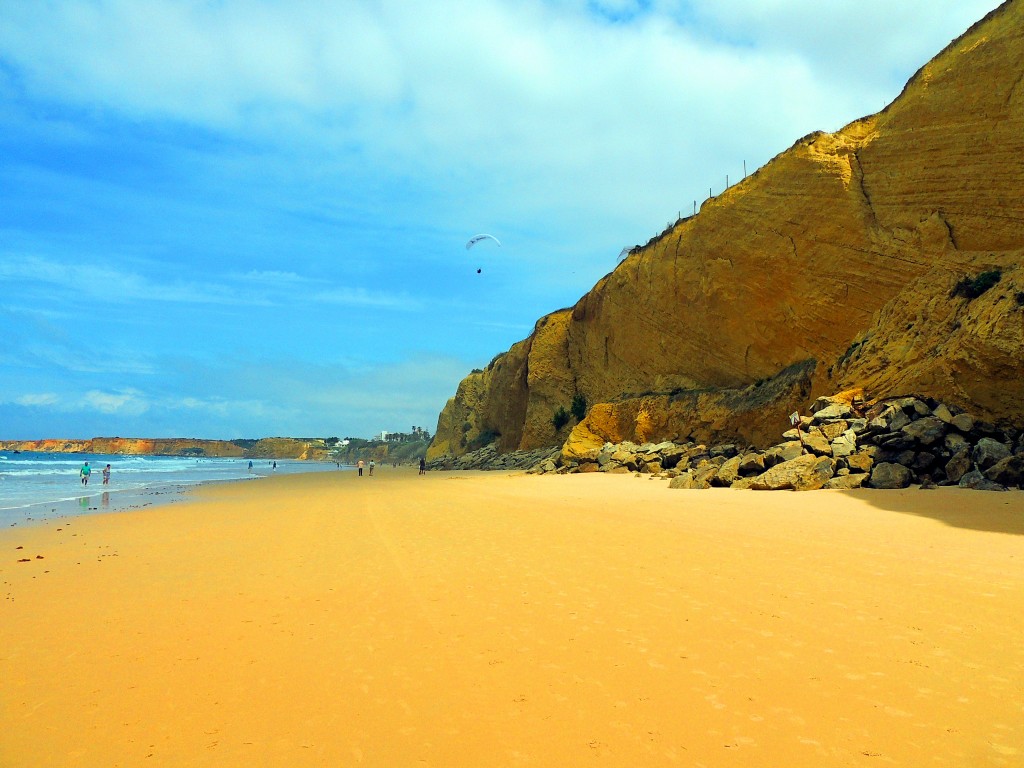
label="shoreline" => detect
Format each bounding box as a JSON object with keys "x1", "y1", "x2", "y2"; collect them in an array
[
  {"x1": 2, "y1": 470, "x2": 1022, "y2": 766},
  {"x1": 3, "y1": 477, "x2": 254, "y2": 529},
  {"x1": 0, "y1": 455, "x2": 345, "y2": 528}
]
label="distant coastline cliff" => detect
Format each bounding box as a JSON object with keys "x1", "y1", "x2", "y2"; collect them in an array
[
  {"x1": 0, "y1": 437, "x2": 333, "y2": 461},
  {"x1": 428, "y1": 0, "x2": 1024, "y2": 462}
]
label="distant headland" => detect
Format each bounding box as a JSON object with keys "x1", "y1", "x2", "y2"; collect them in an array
[{"x1": 0, "y1": 437, "x2": 333, "y2": 461}]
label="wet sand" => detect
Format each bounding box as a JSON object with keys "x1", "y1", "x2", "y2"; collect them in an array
[{"x1": 2, "y1": 469, "x2": 1022, "y2": 766}]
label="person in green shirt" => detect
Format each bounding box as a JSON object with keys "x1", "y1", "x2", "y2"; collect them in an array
[{"x1": 80, "y1": 462, "x2": 91, "y2": 486}]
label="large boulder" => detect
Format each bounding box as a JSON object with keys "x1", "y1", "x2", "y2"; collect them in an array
[
  {"x1": 869, "y1": 462, "x2": 913, "y2": 489},
  {"x1": 812, "y1": 402, "x2": 856, "y2": 421},
  {"x1": 845, "y1": 451, "x2": 874, "y2": 474},
  {"x1": 902, "y1": 416, "x2": 947, "y2": 447},
  {"x1": 802, "y1": 430, "x2": 833, "y2": 456},
  {"x1": 751, "y1": 454, "x2": 836, "y2": 491},
  {"x1": 560, "y1": 421, "x2": 604, "y2": 463},
  {"x1": 870, "y1": 407, "x2": 911, "y2": 433},
  {"x1": 738, "y1": 452, "x2": 766, "y2": 476},
  {"x1": 831, "y1": 432, "x2": 857, "y2": 458},
  {"x1": 716, "y1": 455, "x2": 743, "y2": 486},
  {"x1": 764, "y1": 441, "x2": 804, "y2": 466},
  {"x1": 985, "y1": 454, "x2": 1024, "y2": 488},
  {"x1": 668, "y1": 472, "x2": 694, "y2": 490},
  {"x1": 824, "y1": 473, "x2": 868, "y2": 490},
  {"x1": 944, "y1": 446, "x2": 972, "y2": 484},
  {"x1": 972, "y1": 437, "x2": 1011, "y2": 470},
  {"x1": 959, "y1": 470, "x2": 1007, "y2": 491},
  {"x1": 818, "y1": 420, "x2": 850, "y2": 441},
  {"x1": 691, "y1": 463, "x2": 721, "y2": 489}
]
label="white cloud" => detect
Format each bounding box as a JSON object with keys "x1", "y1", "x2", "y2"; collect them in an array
[
  {"x1": 14, "y1": 393, "x2": 60, "y2": 407},
  {"x1": 83, "y1": 388, "x2": 150, "y2": 415},
  {"x1": 311, "y1": 287, "x2": 422, "y2": 310},
  {"x1": 0, "y1": 254, "x2": 419, "y2": 311},
  {"x1": 0, "y1": 0, "x2": 1001, "y2": 256},
  {"x1": 8, "y1": 388, "x2": 149, "y2": 416}
]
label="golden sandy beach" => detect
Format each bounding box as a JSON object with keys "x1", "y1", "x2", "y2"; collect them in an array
[{"x1": 2, "y1": 469, "x2": 1022, "y2": 767}]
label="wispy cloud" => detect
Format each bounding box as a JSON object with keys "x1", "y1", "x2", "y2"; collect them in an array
[
  {"x1": 0, "y1": 253, "x2": 418, "y2": 311},
  {"x1": 83, "y1": 388, "x2": 150, "y2": 416},
  {"x1": 14, "y1": 392, "x2": 60, "y2": 407}
]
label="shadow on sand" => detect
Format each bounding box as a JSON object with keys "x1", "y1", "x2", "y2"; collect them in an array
[{"x1": 852, "y1": 487, "x2": 1024, "y2": 536}]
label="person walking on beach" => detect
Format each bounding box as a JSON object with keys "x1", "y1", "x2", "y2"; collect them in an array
[
  {"x1": 248, "y1": 460, "x2": 253, "y2": 473},
  {"x1": 357, "y1": 459, "x2": 364, "y2": 476},
  {"x1": 102, "y1": 464, "x2": 111, "y2": 485},
  {"x1": 419, "y1": 457, "x2": 426, "y2": 475},
  {"x1": 369, "y1": 459, "x2": 375, "y2": 476},
  {"x1": 80, "y1": 461, "x2": 91, "y2": 485}
]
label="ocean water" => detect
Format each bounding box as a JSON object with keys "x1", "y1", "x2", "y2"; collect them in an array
[{"x1": 0, "y1": 452, "x2": 344, "y2": 525}]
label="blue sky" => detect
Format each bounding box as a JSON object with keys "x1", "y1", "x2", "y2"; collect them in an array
[{"x1": 0, "y1": 0, "x2": 1002, "y2": 440}]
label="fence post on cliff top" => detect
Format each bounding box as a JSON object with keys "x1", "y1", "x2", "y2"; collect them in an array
[{"x1": 743, "y1": 159, "x2": 747, "y2": 178}]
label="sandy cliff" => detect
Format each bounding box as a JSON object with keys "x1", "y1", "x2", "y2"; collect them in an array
[{"x1": 428, "y1": 0, "x2": 1024, "y2": 461}]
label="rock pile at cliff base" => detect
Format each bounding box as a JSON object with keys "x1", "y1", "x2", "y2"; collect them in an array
[{"x1": 436, "y1": 391, "x2": 1023, "y2": 492}]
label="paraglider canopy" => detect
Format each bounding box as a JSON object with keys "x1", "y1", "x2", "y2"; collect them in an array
[{"x1": 466, "y1": 234, "x2": 501, "y2": 250}]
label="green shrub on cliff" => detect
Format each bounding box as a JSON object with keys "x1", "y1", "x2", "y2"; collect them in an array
[
  {"x1": 951, "y1": 269, "x2": 1001, "y2": 299},
  {"x1": 570, "y1": 393, "x2": 587, "y2": 422},
  {"x1": 552, "y1": 406, "x2": 570, "y2": 431}
]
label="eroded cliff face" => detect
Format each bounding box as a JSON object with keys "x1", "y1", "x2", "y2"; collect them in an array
[{"x1": 428, "y1": 1, "x2": 1024, "y2": 460}]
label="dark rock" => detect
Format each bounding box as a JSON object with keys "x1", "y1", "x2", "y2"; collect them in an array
[
  {"x1": 876, "y1": 407, "x2": 911, "y2": 433},
  {"x1": 877, "y1": 434, "x2": 914, "y2": 451},
  {"x1": 848, "y1": 418, "x2": 869, "y2": 434},
  {"x1": 878, "y1": 449, "x2": 916, "y2": 467},
  {"x1": 984, "y1": 454, "x2": 1024, "y2": 488},
  {"x1": 972, "y1": 437, "x2": 1011, "y2": 470},
  {"x1": 958, "y1": 470, "x2": 1007, "y2": 491},
  {"x1": 869, "y1": 462, "x2": 913, "y2": 489},
  {"x1": 911, "y1": 452, "x2": 937, "y2": 471},
  {"x1": 944, "y1": 446, "x2": 972, "y2": 484},
  {"x1": 902, "y1": 416, "x2": 947, "y2": 446},
  {"x1": 738, "y1": 453, "x2": 766, "y2": 476},
  {"x1": 944, "y1": 432, "x2": 969, "y2": 454},
  {"x1": 764, "y1": 441, "x2": 803, "y2": 467},
  {"x1": 659, "y1": 444, "x2": 688, "y2": 469}
]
